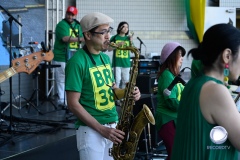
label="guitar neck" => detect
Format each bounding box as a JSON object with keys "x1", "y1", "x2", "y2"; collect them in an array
[{"x1": 0, "y1": 67, "x2": 17, "y2": 83}]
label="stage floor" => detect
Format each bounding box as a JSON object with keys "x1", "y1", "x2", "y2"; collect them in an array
[
  {"x1": 0, "y1": 99, "x2": 167, "y2": 160},
  {"x1": 0, "y1": 99, "x2": 77, "y2": 160}
]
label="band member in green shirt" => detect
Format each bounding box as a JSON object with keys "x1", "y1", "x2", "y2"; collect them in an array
[
  {"x1": 155, "y1": 42, "x2": 186, "y2": 160},
  {"x1": 65, "y1": 12, "x2": 141, "y2": 160}
]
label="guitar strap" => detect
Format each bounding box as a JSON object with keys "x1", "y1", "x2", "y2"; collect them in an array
[
  {"x1": 64, "y1": 18, "x2": 79, "y2": 37},
  {"x1": 64, "y1": 19, "x2": 81, "y2": 62}
]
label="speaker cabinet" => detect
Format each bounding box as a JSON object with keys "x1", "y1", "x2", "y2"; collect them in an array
[
  {"x1": 136, "y1": 74, "x2": 158, "y2": 94},
  {"x1": 133, "y1": 94, "x2": 159, "y2": 152}
]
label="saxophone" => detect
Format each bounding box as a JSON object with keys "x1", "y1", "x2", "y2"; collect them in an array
[{"x1": 109, "y1": 42, "x2": 155, "y2": 160}]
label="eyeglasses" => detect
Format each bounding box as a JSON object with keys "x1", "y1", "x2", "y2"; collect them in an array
[{"x1": 90, "y1": 27, "x2": 113, "y2": 36}]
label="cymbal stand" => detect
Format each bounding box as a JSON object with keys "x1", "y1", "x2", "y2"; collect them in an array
[
  {"x1": 0, "y1": 84, "x2": 8, "y2": 126},
  {"x1": 1, "y1": 73, "x2": 22, "y2": 114}
]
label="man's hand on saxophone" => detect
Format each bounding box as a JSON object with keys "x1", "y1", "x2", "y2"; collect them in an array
[
  {"x1": 133, "y1": 86, "x2": 141, "y2": 101},
  {"x1": 112, "y1": 82, "x2": 141, "y2": 101},
  {"x1": 99, "y1": 125, "x2": 125, "y2": 144}
]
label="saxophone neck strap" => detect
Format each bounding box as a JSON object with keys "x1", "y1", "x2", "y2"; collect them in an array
[
  {"x1": 82, "y1": 45, "x2": 116, "y2": 92},
  {"x1": 83, "y1": 45, "x2": 106, "y2": 66}
]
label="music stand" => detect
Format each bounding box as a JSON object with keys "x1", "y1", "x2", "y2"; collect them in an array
[
  {"x1": 0, "y1": 5, "x2": 22, "y2": 134},
  {"x1": 21, "y1": 66, "x2": 43, "y2": 115},
  {"x1": 40, "y1": 63, "x2": 60, "y2": 111}
]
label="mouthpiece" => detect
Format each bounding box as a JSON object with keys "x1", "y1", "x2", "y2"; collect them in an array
[
  {"x1": 105, "y1": 41, "x2": 111, "y2": 45},
  {"x1": 107, "y1": 41, "x2": 118, "y2": 48}
]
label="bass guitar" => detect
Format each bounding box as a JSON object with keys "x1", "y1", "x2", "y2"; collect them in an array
[{"x1": 0, "y1": 50, "x2": 54, "y2": 83}]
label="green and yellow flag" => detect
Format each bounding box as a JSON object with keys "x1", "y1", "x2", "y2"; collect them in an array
[{"x1": 185, "y1": 0, "x2": 206, "y2": 43}]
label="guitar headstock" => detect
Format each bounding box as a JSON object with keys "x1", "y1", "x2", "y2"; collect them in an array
[{"x1": 11, "y1": 50, "x2": 54, "y2": 74}]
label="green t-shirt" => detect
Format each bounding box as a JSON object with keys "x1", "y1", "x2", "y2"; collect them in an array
[
  {"x1": 110, "y1": 35, "x2": 131, "y2": 68},
  {"x1": 65, "y1": 49, "x2": 118, "y2": 128},
  {"x1": 155, "y1": 69, "x2": 184, "y2": 131},
  {"x1": 53, "y1": 19, "x2": 83, "y2": 62},
  {"x1": 172, "y1": 75, "x2": 238, "y2": 160}
]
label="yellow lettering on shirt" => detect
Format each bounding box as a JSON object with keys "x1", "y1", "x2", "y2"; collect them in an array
[
  {"x1": 89, "y1": 64, "x2": 115, "y2": 111},
  {"x1": 69, "y1": 28, "x2": 78, "y2": 49},
  {"x1": 115, "y1": 40, "x2": 130, "y2": 58}
]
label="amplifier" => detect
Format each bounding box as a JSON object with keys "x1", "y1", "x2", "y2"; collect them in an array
[
  {"x1": 138, "y1": 60, "x2": 159, "y2": 68},
  {"x1": 138, "y1": 60, "x2": 160, "y2": 74},
  {"x1": 138, "y1": 68, "x2": 158, "y2": 75},
  {"x1": 136, "y1": 74, "x2": 158, "y2": 94}
]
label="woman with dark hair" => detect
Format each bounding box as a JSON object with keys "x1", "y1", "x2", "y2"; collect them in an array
[
  {"x1": 155, "y1": 42, "x2": 186, "y2": 160},
  {"x1": 172, "y1": 23, "x2": 240, "y2": 160},
  {"x1": 108, "y1": 21, "x2": 134, "y2": 89}
]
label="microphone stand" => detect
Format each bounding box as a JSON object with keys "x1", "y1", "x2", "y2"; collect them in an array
[
  {"x1": 137, "y1": 37, "x2": 147, "y2": 56},
  {"x1": 139, "y1": 41, "x2": 143, "y2": 54},
  {"x1": 0, "y1": 5, "x2": 22, "y2": 137}
]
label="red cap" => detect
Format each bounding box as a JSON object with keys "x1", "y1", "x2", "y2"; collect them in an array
[{"x1": 66, "y1": 6, "x2": 78, "y2": 15}]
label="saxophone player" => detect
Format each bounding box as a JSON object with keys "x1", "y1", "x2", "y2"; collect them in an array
[{"x1": 65, "y1": 12, "x2": 141, "y2": 160}]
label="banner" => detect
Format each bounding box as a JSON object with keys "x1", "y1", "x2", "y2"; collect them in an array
[{"x1": 185, "y1": 0, "x2": 206, "y2": 43}]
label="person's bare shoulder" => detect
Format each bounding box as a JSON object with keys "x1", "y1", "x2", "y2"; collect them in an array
[{"x1": 200, "y1": 81, "x2": 240, "y2": 150}]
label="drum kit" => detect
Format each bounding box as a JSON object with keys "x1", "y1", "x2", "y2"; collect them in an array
[{"x1": 15, "y1": 41, "x2": 42, "y2": 58}]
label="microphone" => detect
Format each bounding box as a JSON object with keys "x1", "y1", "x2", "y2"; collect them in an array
[
  {"x1": 179, "y1": 67, "x2": 192, "y2": 74},
  {"x1": 163, "y1": 75, "x2": 186, "y2": 97},
  {"x1": 30, "y1": 47, "x2": 34, "y2": 53},
  {"x1": 28, "y1": 42, "x2": 38, "y2": 45},
  {"x1": 41, "y1": 41, "x2": 48, "y2": 52},
  {"x1": 137, "y1": 37, "x2": 146, "y2": 46},
  {"x1": 13, "y1": 52, "x2": 18, "y2": 59}
]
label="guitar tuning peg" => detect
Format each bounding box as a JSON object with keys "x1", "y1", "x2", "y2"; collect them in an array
[
  {"x1": 41, "y1": 53, "x2": 46, "y2": 57},
  {"x1": 15, "y1": 61, "x2": 20, "y2": 66}
]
